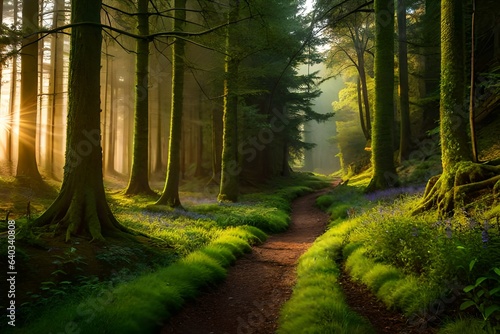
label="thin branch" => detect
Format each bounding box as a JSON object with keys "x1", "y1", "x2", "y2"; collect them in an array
[{"x1": 103, "y1": 3, "x2": 203, "y2": 17}]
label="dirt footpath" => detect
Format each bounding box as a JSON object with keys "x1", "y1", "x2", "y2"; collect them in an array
[{"x1": 161, "y1": 187, "x2": 333, "y2": 334}]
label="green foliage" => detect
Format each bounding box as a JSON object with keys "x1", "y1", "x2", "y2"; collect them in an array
[
  {"x1": 398, "y1": 154, "x2": 443, "y2": 186},
  {"x1": 117, "y1": 212, "x2": 221, "y2": 256},
  {"x1": 438, "y1": 318, "x2": 486, "y2": 334},
  {"x1": 285, "y1": 176, "x2": 500, "y2": 333},
  {"x1": 347, "y1": 196, "x2": 496, "y2": 286},
  {"x1": 193, "y1": 202, "x2": 290, "y2": 233},
  {"x1": 194, "y1": 175, "x2": 322, "y2": 233},
  {"x1": 460, "y1": 260, "x2": 500, "y2": 332},
  {"x1": 345, "y1": 246, "x2": 440, "y2": 315},
  {"x1": 316, "y1": 180, "x2": 369, "y2": 222}
]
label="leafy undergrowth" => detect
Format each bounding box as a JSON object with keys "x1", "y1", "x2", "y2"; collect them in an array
[
  {"x1": 278, "y1": 169, "x2": 500, "y2": 333},
  {"x1": 0, "y1": 172, "x2": 327, "y2": 333}
]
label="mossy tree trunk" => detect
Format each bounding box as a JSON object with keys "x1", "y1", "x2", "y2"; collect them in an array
[
  {"x1": 34, "y1": 0, "x2": 129, "y2": 242},
  {"x1": 398, "y1": 0, "x2": 412, "y2": 163},
  {"x1": 366, "y1": 0, "x2": 398, "y2": 192},
  {"x1": 125, "y1": 0, "x2": 155, "y2": 196},
  {"x1": 439, "y1": 0, "x2": 469, "y2": 169},
  {"x1": 16, "y1": 0, "x2": 42, "y2": 184},
  {"x1": 218, "y1": 0, "x2": 240, "y2": 203},
  {"x1": 156, "y1": 0, "x2": 186, "y2": 207},
  {"x1": 415, "y1": 0, "x2": 500, "y2": 216}
]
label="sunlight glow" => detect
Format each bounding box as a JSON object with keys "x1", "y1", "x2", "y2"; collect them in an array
[{"x1": 0, "y1": 113, "x2": 12, "y2": 133}]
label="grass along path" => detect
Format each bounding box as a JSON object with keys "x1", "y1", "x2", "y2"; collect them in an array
[{"x1": 162, "y1": 184, "x2": 338, "y2": 333}]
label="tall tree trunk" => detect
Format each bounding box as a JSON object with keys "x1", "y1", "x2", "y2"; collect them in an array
[
  {"x1": 413, "y1": 0, "x2": 492, "y2": 217},
  {"x1": 35, "y1": 0, "x2": 128, "y2": 242},
  {"x1": 208, "y1": 106, "x2": 222, "y2": 184},
  {"x1": 303, "y1": 121, "x2": 314, "y2": 170},
  {"x1": 154, "y1": 81, "x2": 164, "y2": 173},
  {"x1": 357, "y1": 51, "x2": 371, "y2": 138},
  {"x1": 398, "y1": 0, "x2": 411, "y2": 163},
  {"x1": 102, "y1": 41, "x2": 110, "y2": 175},
  {"x1": 194, "y1": 93, "x2": 205, "y2": 178},
  {"x1": 218, "y1": 0, "x2": 240, "y2": 202},
  {"x1": 440, "y1": 0, "x2": 469, "y2": 169},
  {"x1": 125, "y1": 0, "x2": 154, "y2": 195},
  {"x1": 357, "y1": 76, "x2": 369, "y2": 141},
  {"x1": 366, "y1": 0, "x2": 398, "y2": 192},
  {"x1": 156, "y1": 0, "x2": 186, "y2": 207},
  {"x1": 17, "y1": 0, "x2": 42, "y2": 183},
  {"x1": 7, "y1": 0, "x2": 17, "y2": 164},
  {"x1": 422, "y1": 0, "x2": 441, "y2": 134},
  {"x1": 281, "y1": 141, "x2": 291, "y2": 177},
  {"x1": 469, "y1": 0, "x2": 478, "y2": 163},
  {"x1": 106, "y1": 60, "x2": 117, "y2": 175},
  {"x1": 46, "y1": 0, "x2": 65, "y2": 180}
]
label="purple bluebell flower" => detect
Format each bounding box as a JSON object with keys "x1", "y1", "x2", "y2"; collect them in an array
[{"x1": 482, "y1": 229, "x2": 490, "y2": 246}]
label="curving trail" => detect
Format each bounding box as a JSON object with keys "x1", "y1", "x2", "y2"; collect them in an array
[{"x1": 161, "y1": 186, "x2": 334, "y2": 334}]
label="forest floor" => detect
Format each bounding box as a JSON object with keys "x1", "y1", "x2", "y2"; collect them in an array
[{"x1": 162, "y1": 183, "x2": 427, "y2": 334}]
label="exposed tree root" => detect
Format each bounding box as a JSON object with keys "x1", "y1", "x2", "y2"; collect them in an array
[
  {"x1": 124, "y1": 183, "x2": 157, "y2": 197},
  {"x1": 414, "y1": 161, "x2": 500, "y2": 217},
  {"x1": 35, "y1": 185, "x2": 133, "y2": 243}
]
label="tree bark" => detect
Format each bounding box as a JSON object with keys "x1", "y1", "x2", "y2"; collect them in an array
[
  {"x1": 107, "y1": 71, "x2": 117, "y2": 175},
  {"x1": 398, "y1": 0, "x2": 411, "y2": 163},
  {"x1": 366, "y1": 0, "x2": 398, "y2": 192},
  {"x1": 357, "y1": 76, "x2": 369, "y2": 141},
  {"x1": 7, "y1": 0, "x2": 18, "y2": 164},
  {"x1": 218, "y1": 0, "x2": 240, "y2": 202},
  {"x1": 422, "y1": 0, "x2": 441, "y2": 134},
  {"x1": 194, "y1": 93, "x2": 205, "y2": 178},
  {"x1": 208, "y1": 106, "x2": 222, "y2": 185},
  {"x1": 440, "y1": 0, "x2": 470, "y2": 169},
  {"x1": 46, "y1": 0, "x2": 65, "y2": 180},
  {"x1": 156, "y1": 0, "x2": 186, "y2": 207},
  {"x1": 35, "y1": 0, "x2": 129, "y2": 242},
  {"x1": 413, "y1": 0, "x2": 487, "y2": 217},
  {"x1": 16, "y1": 0, "x2": 42, "y2": 183},
  {"x1": 469, "y1": 0, "x2": 478, "y2": 163},
  {"x1": 154, "y1": 81, "x2": 164, "y2": 173},
  {"x1": 125, "y1": 0, "x2": 155, "y2": 195},
  {"x1": 357, "y1": 48, "x2": 371, "y2": 138}
]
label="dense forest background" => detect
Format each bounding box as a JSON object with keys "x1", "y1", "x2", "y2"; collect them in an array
[
  {"x1": 1, "y1": 0, "x2": 500, "y2": 332},
  {"x1": 1, "y1": 0, "x2": 499, "y2": 197},
  {"x1": 0, "y1": 0, "x2": 339, "y2": 188}
]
